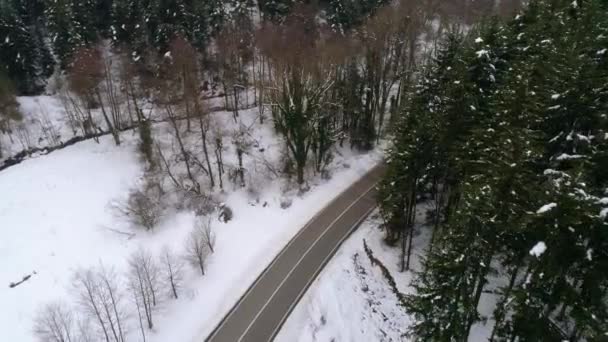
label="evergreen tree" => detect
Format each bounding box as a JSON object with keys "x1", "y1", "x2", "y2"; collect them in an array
[
  {"x1": 258, "y1": 0, "x2": 294, "y2": 23},
  {"x1": 0, "y1": 1, "x2": 53, "y2": 94},
  {"x1": 388, "y1": 0, "x2": 608, "y2": 340},
  {"x1": 190, "y1": 0, "x2": 225, "y2": 50},
  {"x1": 45, "y1": 0, "x2": 85, "y2": 69},
  {"x1": 379, "y1": 32, "x2": 463, "y2": 274},
  {"x1": 325, "y1": 0, "x2": 389, "y2": 33},
  {"x1": 95, "y1": 0, "x2": 113, "y2": 35},
  {"x1": 111, "y1": 0, "x2": 151, "y2": 60}
]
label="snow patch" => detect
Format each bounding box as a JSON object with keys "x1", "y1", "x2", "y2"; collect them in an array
[
  {"x1": 529, "y1": 242, "x2": 547, "y2": 257},
  {"x1": 556, "y1": 153, "x2": 583, "y2": 161},
  {"x1": 476, "y1": 49, "x2": 489, "y2": 58},
  {"x1": 536, "y1": 203, "x2": 557, "y2": 214}
]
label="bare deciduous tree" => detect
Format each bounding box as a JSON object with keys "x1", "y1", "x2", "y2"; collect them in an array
[
  {"x1": 127, "y1": 249, "x2": 161, "y2": 330},
  {"x1": 213, "y1": 128, "x2": 225, "y2": 191},
  {"x1": 160, "y1": 247, "x2": 185, "y2": 299},
  {"x1": 169, "y1": 36, "x2": 199, "y2": 132},
  {"x1": 184, "y1": 220, "x2": 213, "y2": 275},
  {"x1": 164, "y1": 103, "x2": 201, "y2": 194},
  {"x1": 198, "y1": 217, "x2": 216, "y2": 254},
  {"x1": 33, "y1": 302, "x2": 75, "y2": 342},
  {"x1": 113, "y1": 176, "x2": 165, "y2": 231},
  {"x1": 232, "y1": 123, "x2": 253, "y2": 188},
  {"x1": 69, "y1": 47, "x2": 122, "y2": 146},
  {"x1": 97, "y1": 267, "x2": 126, "y2": 342},
  {"x1": 75, "y1": 318, "x2": 94, "y2": 342},
  {"x1": 72, "y1": 266, "x2": 126, "y2": 342},
  {"x1": 217, "y1": 21, "x2": 253, "y2": 121}
]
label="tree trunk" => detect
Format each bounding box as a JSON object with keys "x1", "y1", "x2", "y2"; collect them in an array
[
  {"x1": 182, "y1": 65, "x2": 191, "y2": 132},
  {"x1": 198, "y1": 256, "x2": 205, "y2": 276},
  {"x1": 233, "y1": 85, "x2": 239, "y2": 123},
  {"x1": 489, "y1": 264, "x2": 520, "y2": 341},
  {"x1": 296, "y1": 161, "x2": 305, "y2": 185},
  {"x1": 96, "y1": 91, "x2": 120, "y2": 146},
  {"x1": 166, "y1": 106, "x2": 198, "y2": 193},
  {"x1": 405, "y1": 186, "x2": 417, "y2": 271},
  {"x1": 237, "y1": 148, "x2": 245, "y2": 187},
  {"x1": 405, "y1": 224, "x2": 415, "y2": 271},
  {"x1": 466, "y1": 253, "x2": 493, "y2": 338},
  {"x1": 134, "y1": 293, "x2": 146, "y2": 342},
  {"x1": 215, "y1": 138, "x2": 224, "y2": 190},
  {"x1": 102, "y1": 278, "x2": 124, "y2": 342},
  {"x1": 201, "y1": 126, "x2": 215, "y2": 189},
  {"x1": 84, "y1": 284, "x2": 110, "y2": 342}
]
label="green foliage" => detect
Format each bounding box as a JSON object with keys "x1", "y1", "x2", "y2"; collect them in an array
[
  {"x1": 325, "y1": 0, "x2": 389, "y2": 32},
  {"x1": 0, "y1": 0, "x2": 54, "y2": 94},
  {"x1": 381, "y1": 0, "x2": 608, "y2": 340},
  {"x1": 111, "y1": 0, "x2": 225, "y2": 59},
  {"x1": 45, "y1": 0, "x2": 91, "y2": 69},
  {"x1": 258, "y1": 0, "x2": 294, "y2": 23}
]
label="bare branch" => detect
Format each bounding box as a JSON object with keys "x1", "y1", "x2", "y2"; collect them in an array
[
  {"x1": 160, "y1": 247, "x2": 185, "y2": 299},
  {"x1": 184, "y1": 221, "x2": 212, "y2": 276},
  {"x1": 33, "y1": 301, "x2": 75, "y2": 342}
]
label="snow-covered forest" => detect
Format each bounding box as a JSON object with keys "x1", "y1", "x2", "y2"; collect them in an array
[
  {"x1": 279, "y1": 1, "x2": 608, "y2": 340},
  {"x1": 2, "y1": 0, "x2": 605, "y2": 341},
  {"x1": 376, "y1": 0, "x2": 608, "y2": 340}
]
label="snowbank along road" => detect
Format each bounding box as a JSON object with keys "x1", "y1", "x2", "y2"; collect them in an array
[{"x1": 206, "y1": 163, "x2": 386, "y2": 342}]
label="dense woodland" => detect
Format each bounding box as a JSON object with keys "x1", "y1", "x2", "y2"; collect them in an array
[
  {"x1": 0, "y1": 0, "x2": 519, "y2": 173},
  {"x1": 380, "y1": 0, "x2": 608, "y2": 340}
]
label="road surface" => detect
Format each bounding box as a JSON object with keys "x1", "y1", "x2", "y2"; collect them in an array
[{"x1": 206, "y1": 163, "x2": 385, "y2": 342}]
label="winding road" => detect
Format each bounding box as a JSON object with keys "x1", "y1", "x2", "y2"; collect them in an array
[{"x1": 206, "y1": 163, "x2": 385, "y2": 342}]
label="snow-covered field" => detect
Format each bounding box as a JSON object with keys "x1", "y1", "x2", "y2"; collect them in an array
[
  {"x1": 0, "y1": 96, "x2": 69, "y2": 160},
  {"x1": 0, "y1": 104, "x2": 383, "y2": 342}
]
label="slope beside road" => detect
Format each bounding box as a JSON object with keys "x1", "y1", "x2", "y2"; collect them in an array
[
  {"x1": 207, "y1": 165, "x2": 384, "y2": 342},
  {"x1": 206, "y1": 163, "x2": 385, "y2": 342}
]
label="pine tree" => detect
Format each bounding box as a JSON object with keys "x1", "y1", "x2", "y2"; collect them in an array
[
  {"x1": 45, "y1": 0, "x2": 84, "y2": 69},
  {"x1": 325, "y1": 0, "x2": 389, "y2": 33},
  {"x1": 258, "y1": 0, "x2": 294, "y2": 23},
  {"x1": 190, "y1": 0, "x2": 225, "y2": 50},
  {"x1": 396, "y1": 1, "x2": 608, "y2": 341},
  {"x1": 0, "y1": 1, "x2": 53, "y2": 94},
  {"x1": 379, "y1": 32, "x2": 463, "y2": 275},
  {"x1": 111, "y1": 0, "x2": 151, "y2": 60}
]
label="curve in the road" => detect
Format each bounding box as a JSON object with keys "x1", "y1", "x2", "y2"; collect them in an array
[{"x1": 206, "y1": 163, "x2": 385, "y2": 342}]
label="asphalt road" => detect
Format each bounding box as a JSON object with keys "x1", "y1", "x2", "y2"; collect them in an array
[{"x1": 206, "y1": 163, "x2": 385, "y2": 342}]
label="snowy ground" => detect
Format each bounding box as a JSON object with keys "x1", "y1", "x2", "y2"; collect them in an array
[
  {"x1": 0, "y1": 96, "x2": 70, "y2": 159},
  {"x1": 0, "y1": 102, "x2": 383, "y2": 342},
  {"x1": 0, "y1": 88, "x2": 236, "y2": 164}
]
